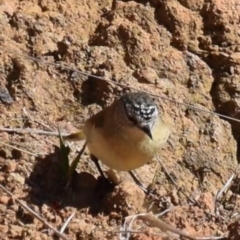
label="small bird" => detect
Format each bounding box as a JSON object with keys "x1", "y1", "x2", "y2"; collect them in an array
[{"x1": 64, "y1": 92, "x2": 170, "y2": 177}]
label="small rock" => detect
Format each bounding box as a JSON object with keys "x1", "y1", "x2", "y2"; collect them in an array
[
  {"x1": 0, "y1": 88, "x2": 13, "y2": 104},
  {"x1": 0, "y1": 224, "x2": 8, "y2": 234},
  {"x1": 170, "y1": 190, "x2": 180, "y2": 205},
  {"x1": 9, "y1": 173, "x2": 25, "y2": 184},
  {"x1": 4, "y1": 160, "x2": 17, "y2": 173},
  {"x1": 9, "y1": 225, "x2": 22, "y2": 237},
  {"x1": 0, "y1": 132, "x2": 9, "y2": 141},
  {"x1": 134, "y1": 67, "x2": 159, "y2": 84},
  {"x1": 0, "y1": 195, "x2": 10, "y2": 204},
  {"x1": 0, "y1": 2, "x2": 16, "y2": 16}
]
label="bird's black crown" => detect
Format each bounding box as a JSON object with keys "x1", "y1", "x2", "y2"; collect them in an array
[{"x1": 121, "y1": 92, "x2": 158, "y2": 127}]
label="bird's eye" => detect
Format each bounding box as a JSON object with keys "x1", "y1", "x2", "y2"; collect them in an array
[{"x1": 127, "y1": 115, "x2": 138, "y2": 124}]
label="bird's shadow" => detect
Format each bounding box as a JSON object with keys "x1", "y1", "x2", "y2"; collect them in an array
[{"x1": 25, "y1": 146, "x2": 114, "y2": 214}]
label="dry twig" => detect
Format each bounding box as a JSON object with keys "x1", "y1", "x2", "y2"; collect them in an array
[
  {"x1": 0, "y1": 141, "x2": 40, "y2": 157},
  {"x1": 0, "y1": 127, "x2": 65, "y2": 137},
  {"x1": 1, "y1": 47, "x2": 240, "y2": 124},
  {"x1": 0, "y1": 184, "x2": 69, "y2": 240}
]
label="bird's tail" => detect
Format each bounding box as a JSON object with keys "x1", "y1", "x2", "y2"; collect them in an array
[{"x1": 63, "y1": 130, "x2": 86, "y2": 142}]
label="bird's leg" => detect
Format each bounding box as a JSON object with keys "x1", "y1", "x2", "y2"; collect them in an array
[
  {"x1": 90, "y1": 154, "x2": 105, "y2": 178},
  {"x1": 128, "y1": 171, "x2": 149, "y2": 193},
  {"x1": 90, "y1": 156, "x2": 149, "y2": 193},
  {"x1": 90, "y1": 155, "x2": 116, "y2": 191}
]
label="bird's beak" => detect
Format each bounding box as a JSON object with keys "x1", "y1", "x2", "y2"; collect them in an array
[{"x1": 141, "y1": 125, "x2": 153, "y2": 139}]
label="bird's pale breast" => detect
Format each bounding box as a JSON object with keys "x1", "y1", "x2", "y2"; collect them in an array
[{"x1": 84, "y1": 115, "x2": 170, "y2": 171}]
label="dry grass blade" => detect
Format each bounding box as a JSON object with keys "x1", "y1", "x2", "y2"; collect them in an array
[
  {"x1": 214, "y1": 164, "x2": 240, "y2": 219},
  {"x1": 121, "y1": 213, "x2": 146, "y2": 240},
  {"x1": 67, "y1": 141, "x2": 87, "y2": 178},
  {"x1": 60, "y1": 210, "x2": 76, "y2": 233},
  {"x1": 156, "y1": 206, "x2": 174, "y2": 217},
  {"x1": 121, "y1": 212, "x2": 226, "y2": 240},
  {"x1": 215, "y1": 164, "x2": 240, "y2": 203},
  {"x1": 0, "y1": 184, "x2": 69, "y2": 240}
]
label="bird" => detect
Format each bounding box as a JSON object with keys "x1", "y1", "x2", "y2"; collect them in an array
[{"x1": 63, "y1": 92, "x2": 170, "y2": 182}]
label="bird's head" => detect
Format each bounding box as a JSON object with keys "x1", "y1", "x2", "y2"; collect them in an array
[{"x1": 121, "y1": 92, "x2": 159, "y2": 139}]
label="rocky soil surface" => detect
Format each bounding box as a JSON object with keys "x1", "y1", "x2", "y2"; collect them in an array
[{"x1": 0, "y1": 0, "x2": 240, "y2": 239}]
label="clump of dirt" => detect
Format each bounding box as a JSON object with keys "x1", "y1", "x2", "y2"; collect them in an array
[
  {"x1": 0, "y1": 0, "x2": 240, "y2": 239},
  {"x1": 103, "y1": 181, "x2": 145, "y2": 216}
]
